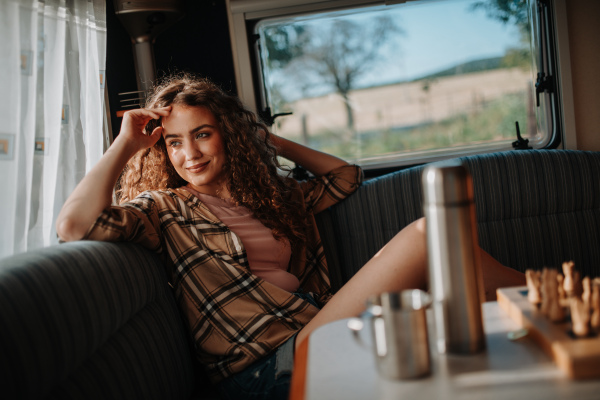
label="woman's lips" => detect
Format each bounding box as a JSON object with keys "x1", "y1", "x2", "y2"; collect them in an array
[{"x1": 187, "y1": 161, "x2": 209, "y2": 173}]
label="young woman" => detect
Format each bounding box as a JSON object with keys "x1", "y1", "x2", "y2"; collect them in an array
[{"x1": 56, "y1": 75, "x2": 524, "y2": 399}]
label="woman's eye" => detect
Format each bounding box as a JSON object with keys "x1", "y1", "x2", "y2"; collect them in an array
[
  {"x1": 168, "y1": 141, "x2": 181, "y2": 147},
  {"x1": 195, "y1": 132, "x2": 208, "y2": 140}
]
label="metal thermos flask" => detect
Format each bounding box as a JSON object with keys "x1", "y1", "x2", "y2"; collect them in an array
[{"x1": 422, "y1": 161, "x2": 486, "y2": 354}]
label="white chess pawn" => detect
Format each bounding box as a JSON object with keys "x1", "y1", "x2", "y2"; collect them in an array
[
  {"x1": 572, "y1": 271, "x2": 583, "y2": 298},
  {"x1": 570, "y1": 297, "x2": 591, "y2": 338},
  {"x1": 526, "y1": 270, "x2": 541, "y2": 305},
  {"x1": 557, "y1": 274, "x2": 568, "y2": 307},
  {"x1": 540, "y1": 268, "x2": 551, "y2": 316},
  {"x1": 582, "y1": 277, "x2": 592, "y2": 308},
  {"x1": 548, "y1": 270, "x2": 565, "y2": 322},
  {"x1": 562, "y1": 261, "x2": 575, "y2": 297}
]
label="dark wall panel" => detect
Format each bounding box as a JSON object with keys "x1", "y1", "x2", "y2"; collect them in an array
[{"x1": 106, "y1": 0, "x2": 236, "y2": 138}]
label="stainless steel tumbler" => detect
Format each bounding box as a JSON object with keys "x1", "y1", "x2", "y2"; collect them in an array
[
  {"x1": 422, "y1": 161, "x2": 486, "y2": 354},
  {"x1": 348, "y1": 290, "x2": 431, "y2": 380}
]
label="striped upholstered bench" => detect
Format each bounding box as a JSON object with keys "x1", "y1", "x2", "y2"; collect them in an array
[
  {"x1": 318, "y1": 149, "x2": 600, "y2": 291},
  {"x1": 0, "y1": 242, "x2": 203, "y2": 400}
]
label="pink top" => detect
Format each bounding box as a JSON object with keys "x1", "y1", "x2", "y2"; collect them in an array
[{"x1": 184, "y1": 186, "x2": 299, "y2": 292}]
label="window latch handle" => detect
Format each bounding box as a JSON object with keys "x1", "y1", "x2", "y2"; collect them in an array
[
  {"x1": 512, "y1": 121, "x2": 532, "y2": 150},
  {"x1": 535, "y1": 72, "x2": 554, "y2": 107},
  {"x1": 259, "y1": 107, "x2": 293, "y2": 126}
]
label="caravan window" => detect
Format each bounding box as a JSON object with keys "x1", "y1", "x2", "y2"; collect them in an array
[{"x1": 234, "y1": 0, "x2": 561, "y2": 169}]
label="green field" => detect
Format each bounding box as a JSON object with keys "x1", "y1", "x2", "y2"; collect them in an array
[{"x1": 282, "y1": 91, "x2": 528, "y2": 162}]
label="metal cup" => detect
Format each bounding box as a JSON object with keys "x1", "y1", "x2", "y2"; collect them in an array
[{"x1": 348, "y1": 290, "x2": 431, "y2": 380}]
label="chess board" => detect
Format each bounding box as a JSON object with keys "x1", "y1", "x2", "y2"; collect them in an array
[{"x1": 497, "y1": 286, "x2": 600, "y2": 379}]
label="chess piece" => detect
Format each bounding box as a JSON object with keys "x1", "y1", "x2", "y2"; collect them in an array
[
  {"x1": 548, "y1": 270, "x2": 565, "y2": 322},
  {"x1": 582, "y1": 277, "x2": 592, "y2": 308},
  {"x1": 526, "y1": 270, "x2": 541, "y2": 305},
  {"x1": 562, "y1": 261, "x2": 575, "y2": 297},
  {"x1": 591, "y1": 278, "x2": 600, "y2": 332},
  {"x1": 570, "y1": 297, "x2": 591, "y2": 338},
  {"x1": 572, "y1": 271, "x2": 583, "y2": 298},
  {"x1": 557, "y1": 274, "x2": 568, "y2": 307},
  {"x1": 540, "y1": 268, "x2": 551, "y2": 316}
]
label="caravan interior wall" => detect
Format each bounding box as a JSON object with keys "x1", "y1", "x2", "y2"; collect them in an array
[{"x1": 105, "y1": 0, "x2": 599, "y2": 154}]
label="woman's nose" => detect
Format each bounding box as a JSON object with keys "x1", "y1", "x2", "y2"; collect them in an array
[{"x1": 184, "y1": 143, "x2": 202, "y2": 160}]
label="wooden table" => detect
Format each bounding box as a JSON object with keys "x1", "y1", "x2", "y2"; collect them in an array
[{"x1": 290, "y1": 302, "x2": 600, "y2": 400}]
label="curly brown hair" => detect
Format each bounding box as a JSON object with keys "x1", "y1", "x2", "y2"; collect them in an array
[{"x1": 117, "y1": 74, "x2": 309, "y2": 247}]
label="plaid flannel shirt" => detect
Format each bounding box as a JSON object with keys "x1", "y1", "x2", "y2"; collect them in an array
[{"x1": 84, "y1": 164, "x2": 362, "y2": 382}]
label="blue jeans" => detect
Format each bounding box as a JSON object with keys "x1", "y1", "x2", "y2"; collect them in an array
[{"x1": 216, "y1": 292, "x2": 320, "y2": 400}]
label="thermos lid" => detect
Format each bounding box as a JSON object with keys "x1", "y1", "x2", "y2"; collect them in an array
[{"x1": 422, "y1": 161, "x2": 473, "y2": 205}]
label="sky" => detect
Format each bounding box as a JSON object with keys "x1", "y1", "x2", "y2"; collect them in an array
[
  {"x1": 353, "y1": 0, "x2": 523, "y2": 85},
  {"x1": 261, "y1": 0, "x2": 526, "y2": 101}
]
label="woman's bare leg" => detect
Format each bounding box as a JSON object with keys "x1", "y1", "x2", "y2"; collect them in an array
[
  {"x1": 295, "y1": 218, "x2": 429, "y2": 348},
  {"x1": 480, "y1": 250, "x2": 526, "y2": 300},
  {"x1": 295, "y1": 217, "x2": 525, "y2": 349}
]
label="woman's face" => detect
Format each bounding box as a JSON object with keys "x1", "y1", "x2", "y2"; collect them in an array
[{"x1": 161, "y1": 104, "x2": 228, "y2": 196}]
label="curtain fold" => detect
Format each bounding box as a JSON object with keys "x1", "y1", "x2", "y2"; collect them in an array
[{"x1": 0, "y1": 0, "x2": 107, "y2": 259}]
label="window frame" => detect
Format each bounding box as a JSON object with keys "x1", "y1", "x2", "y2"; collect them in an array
[{"x1": 225, "y1": 0, "x2": 575, "y2": 170}]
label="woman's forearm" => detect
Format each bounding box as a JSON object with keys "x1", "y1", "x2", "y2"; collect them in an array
[
  {"x1": 55, "y1": 139, "x2": 138, "y2": 241},
  {"x1": 271, "y1": 134, "x2": 348, "y2": 177},
  {"x1": 56, "y1": 107, "x2": 170, "y2": 241}
]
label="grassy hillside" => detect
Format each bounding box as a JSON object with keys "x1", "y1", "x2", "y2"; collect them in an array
[
  {"x1": 299, "y1": 91, "x2": 526, "y2": 160},
  {"x1": 413, "y1": 57, "x2": 504, "y2": 81}
]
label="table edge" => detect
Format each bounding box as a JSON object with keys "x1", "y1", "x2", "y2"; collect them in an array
[{"x1": 290, "y1": 336, "x2": 310, "y2": 400}]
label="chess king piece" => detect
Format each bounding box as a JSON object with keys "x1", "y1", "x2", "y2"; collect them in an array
[
  {"x1": 570, "y1": 297, "x2": 591, "y2": 338},
  {"x1": 526, "y1": 269, "x2": 541, "y2": 305}
]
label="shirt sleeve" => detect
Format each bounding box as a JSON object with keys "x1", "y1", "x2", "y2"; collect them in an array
[
  {"x1": 299, "y1": 164, "x2": 363, "y2": 214},
  {"x1": 81, "y1": 192, "x2": 162, "y2": 252}
]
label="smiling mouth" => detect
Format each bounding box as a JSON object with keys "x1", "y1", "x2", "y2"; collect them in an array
[{"x1": 187, "y1": 161, "x2": 210, "y2": 173}]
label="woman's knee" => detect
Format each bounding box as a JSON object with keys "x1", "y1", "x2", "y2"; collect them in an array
[
  {"x1": 377, "y1": 217, "x2": 428, "y2": 262},
  {"x1": 396, "y1": 217, "x2": 426, "y2": 240},
  {"x1": 412, "y1": 217, "x2": 426, "y2": 233}
]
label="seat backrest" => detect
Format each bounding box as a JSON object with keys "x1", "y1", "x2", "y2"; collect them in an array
[
  {"x1": 0, "y1": 241, "x2": 195, "y2": 400},
  {"x1": 318, "y1": 150, "x2": 600, "y2": 291}
]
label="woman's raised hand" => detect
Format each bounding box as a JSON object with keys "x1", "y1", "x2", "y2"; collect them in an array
[
  {"x1": 56, "y1": 106, "x2": 171, "y2": 241},
  {"x1": 117, "y1": 106, "x2": 172, "y2": 154}
]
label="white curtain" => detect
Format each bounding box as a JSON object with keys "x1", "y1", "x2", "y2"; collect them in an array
[{"x1": 0, "y1": 0, "x2": 108, "y2": 259}]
